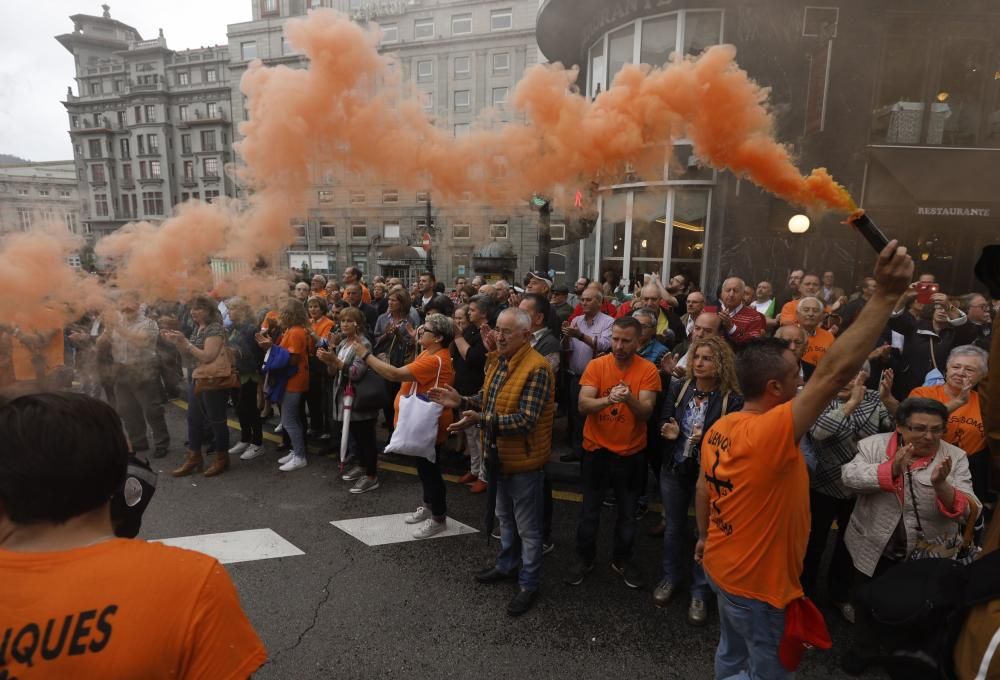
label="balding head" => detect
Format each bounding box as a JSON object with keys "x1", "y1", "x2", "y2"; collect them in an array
[
  {"x1": 638, "y1": 283, "x2": 661, "y2": 313},
  {"x1": 720, "y1": 277, "x2": 745, "y2": 311},
  {"x1": 691, "y1": 312, "x2": 721, "y2": 340},
  {"x1": 775, "y1": 324, "x2": 807, "y2": 359}
]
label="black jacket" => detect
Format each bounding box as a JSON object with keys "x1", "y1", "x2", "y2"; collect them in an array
[
  {"x1": 451, "y1": 325, "x2": 487, "y2": 396},
  {"x1": 887, "y1": 313, "x2": 957, "y2": 399}
]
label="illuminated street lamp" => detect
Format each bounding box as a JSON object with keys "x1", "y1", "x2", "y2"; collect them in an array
[{"x1": 788, "y1": 214, "x2": 811, "y2": 234}]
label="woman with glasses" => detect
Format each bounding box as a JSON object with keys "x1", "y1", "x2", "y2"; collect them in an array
[{"x1": 840, "y1": 397, "x2": 980, "y2": 671}]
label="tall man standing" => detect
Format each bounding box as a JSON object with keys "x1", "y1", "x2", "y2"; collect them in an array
[
  {"x1": 430, "y1": 308, "x2": 555, "y2": 616},
  {"x1": 695, "y1": 241, "x2": 913, "y2": 678},
  {"x1": 565, "y1": 316, "x2": 661, "y2": 589},
  {"x1": 718, "y1": 277, "x2": 766, "y2": 347}
]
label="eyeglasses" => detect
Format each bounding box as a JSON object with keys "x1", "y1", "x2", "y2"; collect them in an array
[{"x1": 904, "y1": 425, "x2": 945, "y2": 436}]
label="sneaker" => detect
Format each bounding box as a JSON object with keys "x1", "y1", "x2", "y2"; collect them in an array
[
  {"x1": 279, "y1": 456, "x2": 307, "y2": 472},
  {"x1": 457, "y1": 472, "x2": 477, "y2": 484},
  {"x1": 350, "y1": 477, "x2": 380, "y2": 494},
  {"x1": 687, "y1": 599, "x2": 708, "y2": 626},
  {"x1": 412, "y1": 518, "x2": 447, "y2": 539},
  {"x1": 652, "y1": 580, "x2": 675, "y2": 607},
  {"x1": 277, "y1": 452, "x2": 295, "y2": 465},
  {"x1": 319, "y1": 433, "x2": 331, "y2": 440},
  {"x1": 563, "y1": 558, "x2": 593, "y2": 586},
  {"x1": 274, "y1": 423, "x2": 284, "y2": 433},
  {"x1": 836, "y1": 601, "x2": 856, "y2": 625},
  {"x1": 542, "y1": 541, "x2": 555, "y2": 556},
  {"x1": 228, "y1": 442, "x2": 250, "y2": 455},
  {"x1": 490, "y1": 527, "x2": 501, "y2": 540},
  {"x1": 610, "y1": 560, "x2": 644, "y2": 589},
  {"x1": 404, "y1": 506, "x2": 432, "y2": 524},
  {"x1": 468, "y1": 480, "x2": 487, "y2": 494},
  {"x1": 341, "y1": 465, "x2": 365, "y2": 482},
  {"x1": 240, "y1": 444, "x2": 265, "y2": 461}
]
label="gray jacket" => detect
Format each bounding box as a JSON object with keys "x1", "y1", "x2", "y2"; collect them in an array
[{"x1": 841, "y1": 432, "x2": 979, "y2": 576}]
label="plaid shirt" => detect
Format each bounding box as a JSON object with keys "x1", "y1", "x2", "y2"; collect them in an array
[
  {"x1": 461, "y1": 355, "x2": 553, "y2": 457},
  {"x1": 809, "y1": 389, "x2": 894, "y2": 499}
]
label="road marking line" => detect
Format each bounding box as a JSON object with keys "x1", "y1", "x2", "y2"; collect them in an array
[
  {"x1": 331, "y1": 513, "x2": 477, "y2": 546},
  {"x1": 153, "y1": 528, "x2": 305, "y2": 564}
]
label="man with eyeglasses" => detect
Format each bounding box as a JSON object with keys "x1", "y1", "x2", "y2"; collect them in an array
[
  {"x1": 633, "y1": 309, "x2": 669, "y2": 367},
  {"x1": 956, "y1": 293, "x2": 992, "y2": 351}
]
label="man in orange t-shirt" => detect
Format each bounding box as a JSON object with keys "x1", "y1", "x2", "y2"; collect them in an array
[
  {"x1": 565, "y1": 316, "x2": 660, "y2": 590},
  {"x1": 796, "y1": 296, "x2": 835, "y2": 367},
  {"x1": 695, "y1": 241, "x2": 913, "y2": 677},
  {"x1": 0, "y1": 392, "x2": 266, "y2": 680}
]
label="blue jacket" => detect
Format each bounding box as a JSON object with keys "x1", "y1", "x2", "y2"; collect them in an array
[{"x1": 262, "y1": 345, "x2": 299, "y2": 404}]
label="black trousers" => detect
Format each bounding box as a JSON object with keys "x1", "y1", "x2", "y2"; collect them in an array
[
  {"x1": 417, "y1": 455, "x2": 447, "y2": 518},
  {"x1": 305, "y1": 364, "x2": 327, "y2": 433},
  {"x1": 232, "y1": 378, "x2": 263, "y2": 446},
  {"x1": 801, "y1": 490, "x2": 855, "y2": 604},
  {"x1": 334, "y1": 418, "x2": 378, "y2": 477},
  {"x1": 576, "y1": 449, "x2": 646, "y2": 563}
]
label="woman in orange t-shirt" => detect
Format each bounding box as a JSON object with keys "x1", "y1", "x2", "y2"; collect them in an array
[
  {"x1": 353, "y1": 312, "x2": 455, "y2": 539},
  {"x1": 305, "y1": 296, "x2": 334, "y2": 438},
  {"x1": 909, "y1": 344, "x2": 989, "y2": 501}
]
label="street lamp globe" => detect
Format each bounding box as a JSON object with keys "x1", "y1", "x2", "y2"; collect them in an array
[{"x1": 788, "y1": 214, "x2": 811, "y2": 234}]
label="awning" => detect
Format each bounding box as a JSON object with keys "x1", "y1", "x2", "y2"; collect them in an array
[{"x1": 867, "y1": 146, "x2": 1000, "y2": 207}]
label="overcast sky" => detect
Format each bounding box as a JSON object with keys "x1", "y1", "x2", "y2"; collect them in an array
[{"x1": 0, "y1": 1, "x2": 251, "y2": 162}]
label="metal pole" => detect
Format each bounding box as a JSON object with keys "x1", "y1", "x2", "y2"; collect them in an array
[
  {"x1": 536, "y1": 200, "x2": 551, "y2": 272},
  {"x1": 425, "y1": 194, "x2": 434, "y2": 277}
]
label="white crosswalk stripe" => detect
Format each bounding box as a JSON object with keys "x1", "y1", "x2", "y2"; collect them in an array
[
  {"x1": 332, "y1": 513, "x2": 478, "y2": 546},
  {"x1": 153, "y1": 528, "x2": 305, "y2": 564}
]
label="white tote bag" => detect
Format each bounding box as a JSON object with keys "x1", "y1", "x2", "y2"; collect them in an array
[{"x1": 384, "y1": 356, "x2": 443, "y2": 462}]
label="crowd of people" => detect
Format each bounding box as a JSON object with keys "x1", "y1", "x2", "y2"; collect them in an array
[{"x1": 1, "y1": 243, "x2": 998, "y2": 678}]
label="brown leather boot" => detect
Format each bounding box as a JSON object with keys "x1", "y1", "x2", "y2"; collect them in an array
[
  {"x1": 203, "y1": 451, "x2": 230, "y2": 477},
  {"x1": 172, "y1": 450, "x2": 203, "y2": 477}
]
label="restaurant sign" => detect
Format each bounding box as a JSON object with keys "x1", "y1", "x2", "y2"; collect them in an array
[{"x1": 916, "y1": 206, "x2": 992, "y2": 217}]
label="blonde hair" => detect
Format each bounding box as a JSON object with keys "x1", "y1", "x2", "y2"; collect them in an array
[{"x1": 685, "y1": 335, "x2": 741, "y2": 395}]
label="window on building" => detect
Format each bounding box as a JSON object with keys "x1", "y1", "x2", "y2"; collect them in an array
[
  {"x1": 380, "y1": 24, "x2": 398, "y2": 44},
  {"x1": 453, "y1": 223, "x2": 470, "y2": 239},
  {"x1": 144, "y1": 105, "x2": 156, "y2": 122},
  {"x1": 94, "y1": 194, "x2": 109, "y2": 217},
  {"x1": 320, "y1": 223, "x2": 336, "y2": 239},
  {"x1": 261, "y1": 0, "x2": 278, "y2": 15},
  {"x1": 351, "y1": 248, "x2": 367, "y2": 272},
  {"x1": 178, "y1": 71, "x2": 190, "y2": 85},
  {"x1": 60, "y1": 190, "x2": 72, "y2": 198},
  {"x1": 241, "y1": 41, "x2": 258, "y2": 61},
  {"x1": 138, "y1": 161, "x2": 147, "y2": 179},
  {"x1": 90, "y1": 164, "x2": 106, "y2": 183},
  {"x1": 120, "y1": 194, "x2": 132, "y2": 217},
  {"x1": 17, "y1": 207, "x2": 32, "y2": 231},
  {"x1": 64, "y1": 212, "x2": 79, "y2": 232},
  {"x1": 181, "y1": 134, "x2": 192, "y2": 154},
  {"x1": 207, "y1": 102, "x2": 219, "y2": 118},
  {"x1": 122, "y1": 163, "x2": 133, "y2": 184},
  {"x1": 416, "y1": 190, "x2": 430, "y2": 203},
  {"x1": 201, "y1": 130, "x2": 217, "y2": 152},
  {"x1": 492, "y1": 87, "x2": 508, "y2": 108},
  {"x1": 203, "y1": 158, "x2": 219, "y2": 177},
  {"x1": 382, "y1": 188, "x2": 398, "y2": 204},
  {"x1": 414, "y1": 19, "x2": 434, "y2": 40},
  {"x1": 148, "y1": 134, "x2": 159, "y2": 153},
  {"x1": 206, "y1": 69, "x2": 218, "y2": 82},
  {"x1": 142, "y1": 191, "x2": 164, "y2": 215},
  {"x1": 351, "y1": 221, "x2": 367, "y2": 239},
  {"x1": 87, "y1": 139, "x2": 102, "y2": 158},
  {"x1": 454, "y1": 90, "x2": 471, "y2": 110},
  {"x1": 349, "y1": 190, "x2": 365, "y2": 204},
  {"x1": 421, "y1": 91, "x2": 434, "y2": 111},
  {"x1": 452, "y1": 14, "x2": 472, "y2": 35},
  {"x1": 454, "y1": 56, "x2": 471, "y2": 77},
  {"x1": 137, "y1": 136, "x2": 146, "y2": 155},
  {"x1": 493, "y1": 52, "x2": 510, "y2": 73},
  {"x1": 90, "y1": 82, "x2": 100, "y2": 95},
  {"x1": 39, "y1": 189, "x2": 50, "y2": 197},
  {"x1": 489, "y1": 222, "x2": 508, "y2": 238},
  {"x1": 383, "y1": 221, "x2": 400, "y2": 239},
  {"x1": 490, "y1": 9, "x2": 513, "y2": 31},
  {"x1": 16, "y1": 188, "x2": 28, "y2": 196},
  {"x1": 150, "y1": 161, "x2": 162, "y2": 178},
  {"x1": 183, "y1": 160, "x2": 194, "y2": 181},
  {"x1": 454, "y1": 123, "x2": 471, "y2": 137},
  {"x1": 116, "y1": 110, "x2": 127, "y2": 128},
  {"x1": 318, "y1": 190, "x2": 333, "y2": 202},
  {"x1": 640, "y1": 14, "x2": 678, "y2": 68},
  {"x1": 550, "y1": 222, "x2": 566, "y2": 240},
  {"x1": 71, "y1": 115, "x2": 79, "y2": 128},
  {"x1": 119, "y1": 138, "x2": 130, "y2": 158},
  {"x1": 179, "y1": 105, "x2": 189, "y2": 121},
  {"x1": 114, "y1": 79, "x2": 123, "y2": 93},
  {"x1": 133, "y1": 105, "x2": 142, "y2": 123},
  {"x1": 204, "y1": 190, "x2": 220, "y2": 203},
  {"x1": 417, "y1": 60, "x2": 433, "y2": 82}
]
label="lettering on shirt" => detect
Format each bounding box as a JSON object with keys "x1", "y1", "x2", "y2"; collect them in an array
[
  {"x1": 597, "y1": 386, "x2": 628, "y2": 425},
  {"x1": 948, "y1": 413, "x2": 985, "y2": 451},
  {"x1": 0, "y1": 606, "x2": 117, "y2": 675},
  {"x1": 704, "y1": 429, "x2": 734, "y2": 536}
]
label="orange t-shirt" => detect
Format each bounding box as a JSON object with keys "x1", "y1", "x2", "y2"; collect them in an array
[
  {"x1": 361, "y1": 284, "x2": 372, "y2": 304},
  {"x1": 700, "y1": 401, "x2": 810, "y2": 608},
  {"x1": 0, "y1": 539, "x2": 266, "y2": 679},
  {"x1": 395, "y1": 348, "x2": 454, "y2": 443},
  {"x1": 279, "y1": 325, "x2": 310, "y2": 393},
  {"x1": 11, "y1": 328, "x2": 65, "y2": 382},
  {"x1": 312, "y1": 289, "x2": 329, "y2": 299},
  {"x1": 309, "y1": 316, "x2": 334, "y2": 341},
  {"x1": 909, "y1": 384, "x2": 987, "y2": 455},
  {"x1": 580, "y1": 354, "x2": 661, "y2": 455},
  {"x1": 779, "y1": 300, "x2": 799, "y2": 326},
  {"x1": 802, "y1": 327, "x2": 834, "y2": 367}
]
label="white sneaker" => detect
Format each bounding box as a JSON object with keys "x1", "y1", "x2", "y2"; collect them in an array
[
  {"x1": 240, "y1": 444, "x2": 265, "y2": 461},
  {"x1": 274, "y1": 423, "x2": 284, "y2": 433},
  {"x1": 341, "y1": 465, "x2": 364, "y2": 482},
  {"x1": 277, "y1": 452, "x2": 295, "y2": 465},
  {"x1": 279, "y1": 455, "x2": 308, "y2": 472},
  {"x1": 228, "y1": 442, "x2": 250, "y2": 455},
  {"x1": 404, "y1": 506, "x2": 432, "y2": 524},
  {"x1": 412, "y1": 518, "x2": 447, "y2": 539}
]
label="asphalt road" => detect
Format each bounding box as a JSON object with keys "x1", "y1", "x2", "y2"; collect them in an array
[{"x1": 138, "y1": 404, "x2": 883, "y2": 680}]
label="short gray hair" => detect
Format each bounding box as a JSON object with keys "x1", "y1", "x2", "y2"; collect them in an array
[
  {"x1": 947, "y1": 344, "x2": 988, "y2": 377},
  {"x1": 797, "y1": 296, "x2": 823, "y2": 313},
  {"x1": 632, "y1": 309, "x2": 657, "y2": 326},
  {"x1": 421, "y1": 313, "x2": 455, "y2": 345},
  {"x1": 497, "y1": 307, "x2": 531, "y2": 331},
  {"x1": 583, "y1": 284, "x2": 603, "y2": 303}
]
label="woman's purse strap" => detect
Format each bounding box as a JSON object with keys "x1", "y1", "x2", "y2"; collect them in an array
[
  {"x1": 906, "y1": 468, "x2": 926, "y2": 536},
  {"x1": 929, "y1": 336, "x2": 938, "y2": 371},
  {"x1": 433, "y1": 354, "x2": 443, "y2": 388}
]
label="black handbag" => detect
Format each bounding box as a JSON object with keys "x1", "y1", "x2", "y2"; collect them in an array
[{"x1": 350, "y1": 364, "x2": 389, "y2": 411}]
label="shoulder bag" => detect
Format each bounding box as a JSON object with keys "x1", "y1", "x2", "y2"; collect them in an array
[{"x1": 383, "y1": 355, "x2": 443, "y2": 461}]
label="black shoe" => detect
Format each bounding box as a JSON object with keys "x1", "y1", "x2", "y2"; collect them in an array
[
  {"x1": 559, "y1": 452, "x2": 581, "y2": 463},
  {"x1": 153, "y1": 447, "x2": 169, "y2": 459},
  {"x1": 634, "y1": 501, "x2": 648, "y2": 520},
  {"x1": 563, "y1": 559, "x2": 593, "y2": 586},
  {"x1": 602, "y1": 498, "x2": 616, "y2": 508},
  {"x1": 610, "y1": 560, "x2": 644, "y2": 589},
  {"x1": 507, "y1": 589, "x2": 538, "y2": 617},
  {"x1": 475, "y1": 566, "x2": 517, "y2": 584}
]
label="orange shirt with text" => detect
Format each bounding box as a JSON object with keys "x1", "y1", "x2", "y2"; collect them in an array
[
  {"x1": 396, "y1": 348, "x2": 455, "y2": 442},
  {"x1": 279, "y1": 325, "x2": 310, "y2": 393},
  {"x1": 11, "y1": 329, "x2": 65, "y2": 382},
  {"x1": 0, "y1": 539, "x2": 266, "y2": 680},
  {"x1": 700, "y1": 401, "x2": 810, "y2": 608},
  {"x1": 910, "y1": 384, "x2": 987, "y2": 455},
  {"x1": 802, "y1": 327, "x2": 834, "y2": 367},
  {"x1": 580, "y1": 354, "x2": 661, "y2": 455}
]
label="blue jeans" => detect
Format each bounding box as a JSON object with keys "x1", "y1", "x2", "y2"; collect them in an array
[
  {"x1": 576, "y1": 449, "x2": 645, "y2": 564},
  {"x1": 495, "y1": 469, "x2": 545, "y2": 591},
  {"x1": 281, "y1": 390, "x2": 306, "y2": 458},
  {"x1": 660, "y1": 463, "x2": 709, "y2": 600},
  {"x1": 708, "y1": 577, "x2": 790, "y2": 680},
  {"x1": 187, "y1": 379, "x2": 229, "y2": 454}
]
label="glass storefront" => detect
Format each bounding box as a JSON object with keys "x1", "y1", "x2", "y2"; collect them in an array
[{"x1": 581, "y1": 10, "x2": 722, "y2": 288}]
